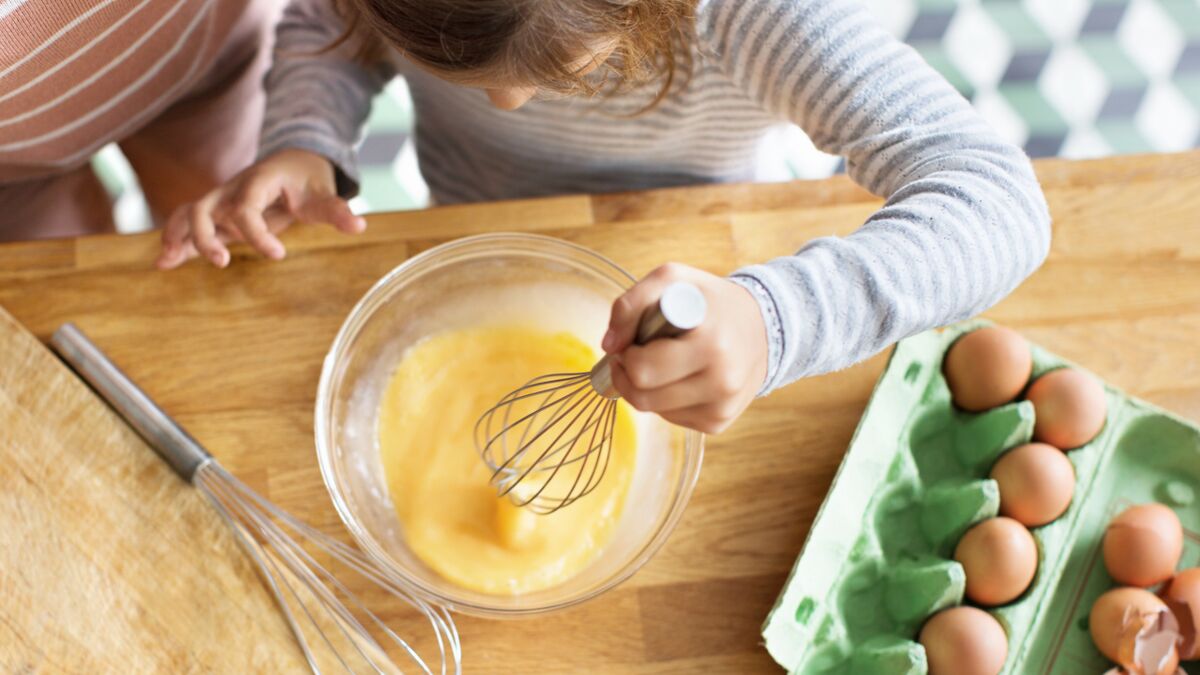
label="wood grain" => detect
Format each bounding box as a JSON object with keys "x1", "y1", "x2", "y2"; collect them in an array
[
  {"x1": 0, "y1": 151, "x2": 1198, "y2": 673},
  {"x1": 0, "y1": 307, "x2": 307, "y2": 673}
]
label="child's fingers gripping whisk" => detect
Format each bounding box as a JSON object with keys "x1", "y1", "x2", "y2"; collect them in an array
[{"x1": 604, "y1": 263, "x2": 769, "y2": 434}]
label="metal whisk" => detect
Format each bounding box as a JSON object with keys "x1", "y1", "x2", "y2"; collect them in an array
[
  {"x1": 51, "y1": 324, "x2": 461, "y2": 675},
  {"x1": 475, "y1": 281, "x2": 707, "y2": 514}
]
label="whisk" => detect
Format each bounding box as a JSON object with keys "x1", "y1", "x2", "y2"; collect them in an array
[
  {"x1": 50, "y1": 324, "x2": 460, "y2": 675},
  {"x1": 475, "y1": 281, "x2": 707, "y2": 514}
]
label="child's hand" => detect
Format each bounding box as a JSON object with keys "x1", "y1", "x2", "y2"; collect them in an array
[
  {"x1": 604, "y1": 263, "x2": 768, "y2": 434},
  {"x1": 156, "y1": 149, "x2": 365, "y2": 270}
]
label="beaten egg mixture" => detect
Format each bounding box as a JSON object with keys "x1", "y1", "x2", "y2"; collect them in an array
[{"x1": 378, "y1": 325, "x2": 636, "y2": 595}]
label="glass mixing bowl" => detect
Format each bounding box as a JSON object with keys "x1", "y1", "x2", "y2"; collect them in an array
[{"x1": 315, "y1": 233, "x2": 704, "y2": 616}]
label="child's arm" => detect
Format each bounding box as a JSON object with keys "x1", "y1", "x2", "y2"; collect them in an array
[
  {"x1": 158, "y1": 0, "x2": 390, "y2": 268},
  {"x1": 607, "y1": 0, "x2": 1050, "y2": 430},
  {"x1": 708, "y1": 0, "x2": 1051, "y2": 392},
  {"x1": 258, "y1": 0, "x2": 395, "y2": 196}
]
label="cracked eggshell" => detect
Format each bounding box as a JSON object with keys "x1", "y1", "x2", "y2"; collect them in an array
[
  {"x1": 1090, "y1": 587, "x2": 1182, "y2": 675},
  {"x1": 1162, "y1": 568, "x2": 1200, "y2": 660}
]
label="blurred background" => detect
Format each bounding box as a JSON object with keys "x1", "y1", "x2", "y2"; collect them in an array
[{"x1": 95, "y1": 0, "x2": 1200, "y2": 229}]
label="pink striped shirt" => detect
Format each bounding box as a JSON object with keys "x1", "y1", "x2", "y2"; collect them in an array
[{"x1": 0, "y1": 0, "x2": 256, "y2": 183}]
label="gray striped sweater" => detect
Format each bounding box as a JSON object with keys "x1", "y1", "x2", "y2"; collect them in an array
[{"x1": 261, "y1": 0, "x2": 1051, "y2": 394}]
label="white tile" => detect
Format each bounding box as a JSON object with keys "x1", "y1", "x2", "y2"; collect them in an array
[
  {"x1": 392, "y1": 138, "x2": 430, "y2": 207},
  {"x1": 768, "y1": 125, "x2": 842, "y2": 181},
  {"x1": 974, "y1": 91, "x2": 1030, "y2": 148},
  {"x1": 384, "y1": 77, "x2": 414, "y2": 114},
  {"x1": 945, "y1": 5, "x2": 1014, "y2": 92},
  {"x1": 1024, "y1": 0, "x2": 1091, "y2": 43},
  {"x1": 1136, "y1": 81, "x2": 1200, "y2": 151},
  {"x1": 1039, "y1": 45, "x2": 1110, "y2": 125},
  {"x1": 1118, "y1": 0, "x2": 1185, "y2": 80},
  {"x1": 1060, "y1": 127, "x2": 1113, "y2": 159}
]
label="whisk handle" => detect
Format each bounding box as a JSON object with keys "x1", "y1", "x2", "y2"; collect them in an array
[
  {"x1": 50, "y1": 324, "x2": 212, "y2": 482},
  {"x1": 590, "y1": 281, "x2": 707, "y2": 397},
  {"x1": 632, "y1": 281, "x2": 708, "y2": 344}
]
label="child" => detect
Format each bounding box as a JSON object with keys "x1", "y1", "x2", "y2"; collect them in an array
[
  {"x1": 0, "y1": 0, "x2": 282, "y2": 239},
  {"x1": 160, "y1": 0, "x2": 1051, "y2": 433}
]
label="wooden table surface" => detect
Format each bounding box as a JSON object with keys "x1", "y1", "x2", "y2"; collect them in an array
[{"x1": 1, "y1": 151, "x2": 1198, "y2": 673}]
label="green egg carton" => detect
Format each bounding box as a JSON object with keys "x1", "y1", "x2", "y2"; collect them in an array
[{"x1": 762, "y1": 319, "x2": 1200, "y2": 674}]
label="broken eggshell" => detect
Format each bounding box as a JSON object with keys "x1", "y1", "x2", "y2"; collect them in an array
[
  {"x1": 1161, "y1": 568, "x2": 1200, "y2": 660},
  {"x1": 1091, "y1": 587, "x2": 1185, "y2": 675}
]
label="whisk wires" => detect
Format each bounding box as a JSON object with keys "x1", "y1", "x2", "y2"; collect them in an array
[
  {"x1": 195, "y1": 462, "x2": 461, "y2": 675},
  {"x1": 475, "y1": 371, "x2": 617, "y2": 515}
]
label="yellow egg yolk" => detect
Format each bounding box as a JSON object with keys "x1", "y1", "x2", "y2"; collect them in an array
[{"x1": 377, "y1": 325, "x2": 637, "y2": 595}]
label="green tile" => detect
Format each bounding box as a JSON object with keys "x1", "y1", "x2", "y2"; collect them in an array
[
  {"x1": 999, "y1": 82, "x2": 1068, "y2": 134},
  {"x1": 1080, "y1": 36, "x2": 1149, "y2": 88},
  {"x1": 916, "y1": 45, "x2": 977, "y2": 100},
  {"x1": 358, "y1": 167, "x2": 420, "y2": 212},
  {"x1": 982, "y1": 3, "x2": 1052, "y2": 50},
  {"x1": 1158, "y1": 0, "x2": 1200, "y2": 40},
  {"x1": 90, "y1": 144, "x2": 136, "y2": 198},
  {"x1": 1095, "y1": 119, "x2": 1154, "y2": 154},
  {"x1": 916, "y1": 0, "x2": 958, "y2": 9},
  {"x1": 365, "y1": 92, "x2": 413, "y2": 133},
  {"x1": 1175, "y1": 74, "x2": 1200, "y2": 109}
]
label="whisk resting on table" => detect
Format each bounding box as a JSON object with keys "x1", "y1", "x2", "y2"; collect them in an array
[
  {"x1": 51, "y1": 324, "x2": 460, "y2": 675},
  {"x1": 475, "y1": 281, "x2": 707, "y2": 514}
]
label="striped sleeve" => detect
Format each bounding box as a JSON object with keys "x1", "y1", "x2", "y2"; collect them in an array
[
  {"x1": 699, "y1": 0, "x2": 1052, "y2": 393},
  {"x1": 258, "y1": 0, "x2": 392, "y2": 196}
]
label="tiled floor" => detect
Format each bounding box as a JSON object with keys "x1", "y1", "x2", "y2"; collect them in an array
[{"x1": 97, "y1": 0, "x2": 1200, "y2": 225}]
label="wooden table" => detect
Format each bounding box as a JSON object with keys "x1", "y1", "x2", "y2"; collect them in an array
[{"x1": 2, "y1": 151, "x2": 1198, "y2": 673}]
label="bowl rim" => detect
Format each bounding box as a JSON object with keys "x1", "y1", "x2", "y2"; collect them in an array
[{"x1": 315, "y1": 232, "x2": 705, "y2": 617}]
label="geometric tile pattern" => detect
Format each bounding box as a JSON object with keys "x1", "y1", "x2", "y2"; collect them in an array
[{"x1": 891, "y1": 0, "x2": 1200, "y2": 159}]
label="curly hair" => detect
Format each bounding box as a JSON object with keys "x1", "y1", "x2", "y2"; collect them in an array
[{"x1": 334, "y1": 0, "x2": 697, "y2": 108}]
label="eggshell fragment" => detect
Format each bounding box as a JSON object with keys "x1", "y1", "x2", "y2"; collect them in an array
[
  {"x1": 943, "y1": 326, "x2": 1033, "y2": 412},
  {"x1": 1103, "y1": 504, "x2": 1183, "y2": 588},
  {"x1": 1162, "y1": 568, "x2": 1200, "y2": 659},
  {"x1": 954, "y1": 517, "x2": 1038, "y2": 606},
  {"x1": 919, "y1": 606, "x2": 1008, "y2": 675},
  {"x1": 990, "y1": 442, "x2": 1075, "y2": 527},
  {"x1": 1026, "y1": 368, "x2": 1107, "y2": 448},
  {"x1": 1090, "y1": 587, "x2": 1182, "y2": 675}
]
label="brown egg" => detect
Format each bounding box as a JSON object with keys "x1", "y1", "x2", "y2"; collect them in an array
[
  {"x1": 1090, "y1": 587, "x2": 1181, "y2": 673},
  {"x1": 944, "y1": 326, "x2": 1033, "y2": 412},
  {"x1": 919, "y1": 606, "x2": 1008, "y2": 675},
  {"x1": 1163, "y1": 568, "x2": 1200, "y2": 659},
  {"x1": 990, "y1": 443, "x2": 1076, "y2": 527},
  {"x1": 1103, "y1": 504, "x2": 1183, "y2": 588},
  {"x1": 1026, "y1": 368, "x2": 1107, "y2": 448},
  {"x1": 954, "y1": 517, "x2": 1039, "y2": 606}
]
